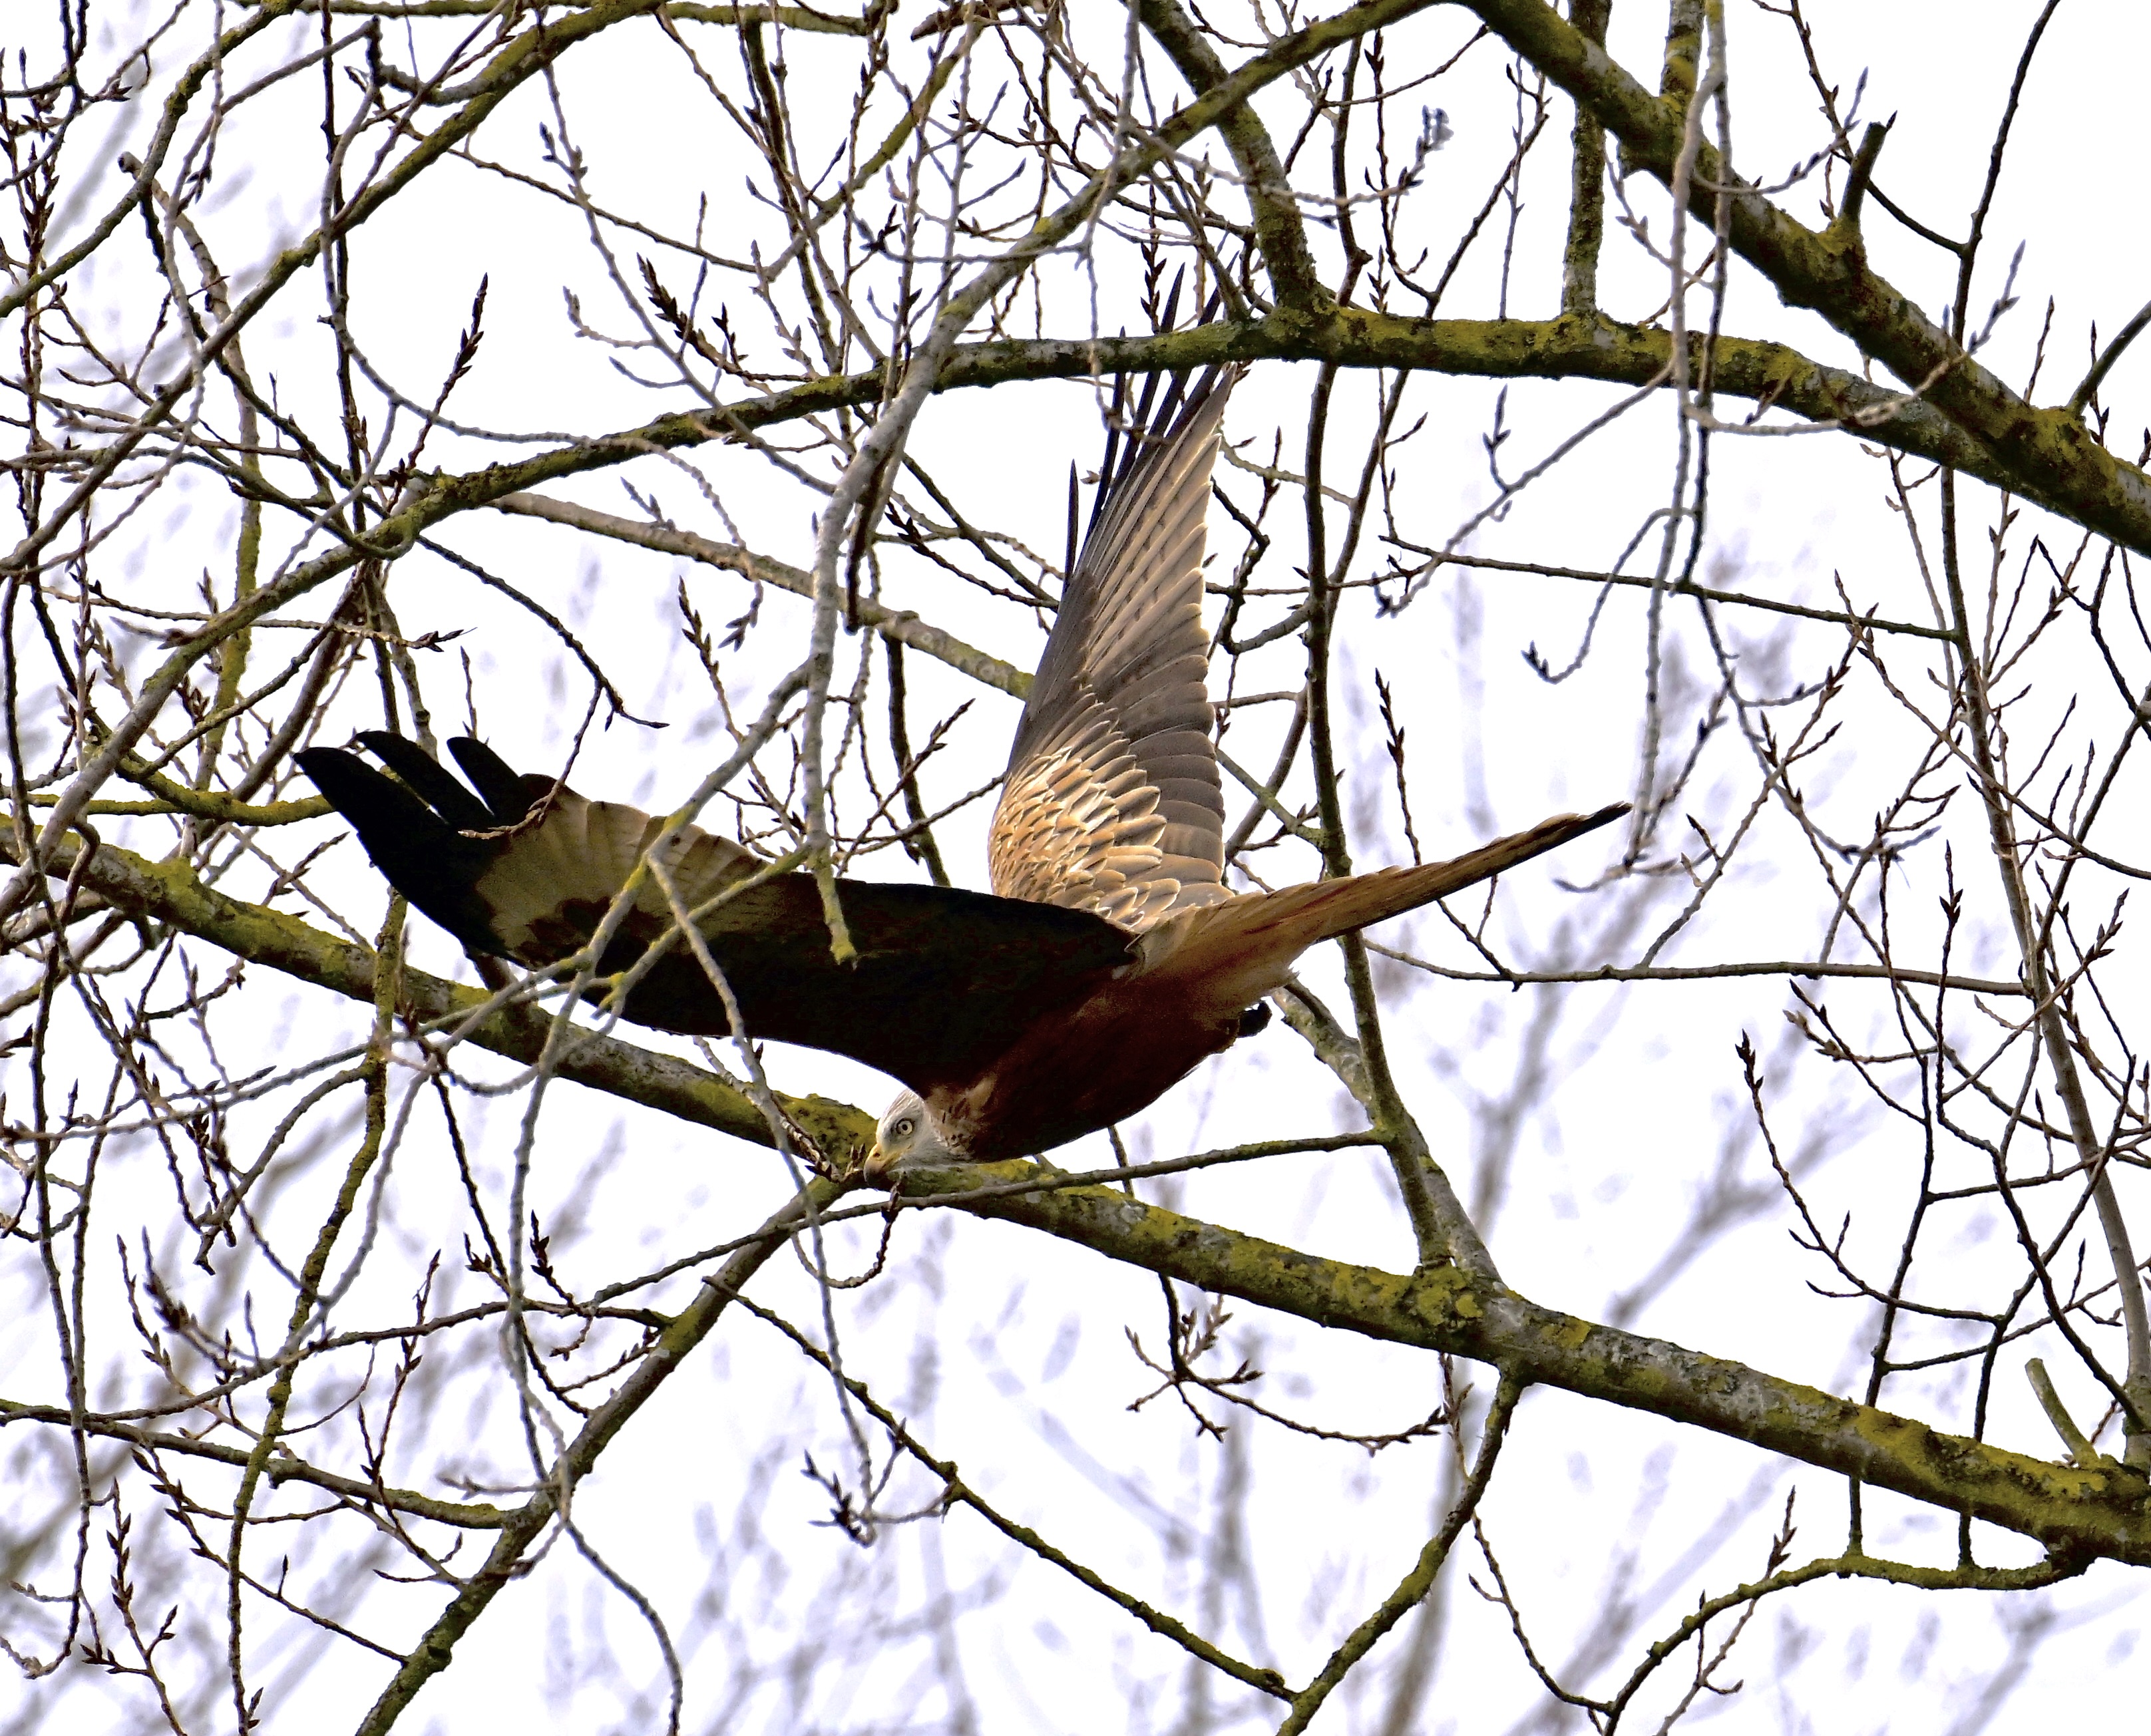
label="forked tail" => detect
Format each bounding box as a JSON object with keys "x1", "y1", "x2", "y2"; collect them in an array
[
  {"x1": 1294, "y1": 802, "x2": 1629, "y2": 945},
  {"x1": 1153, "y1": 802, "x2": 1629, "y2": 1006}
]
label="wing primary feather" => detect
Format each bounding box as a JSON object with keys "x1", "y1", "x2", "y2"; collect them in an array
[
  {"x1": 1153, "y1": 267, "x2": 1185, "y2": 348},
  {"x1": 1091, "y1": 372, "x2": 1129, "y2": 543},
  {"x1": 1125, "y1": 367, "x2": 1163, "y2": 460},
  {"x1": 448, "y1": 736, "x2": 542, "y2": 825},
  {"x1": 1064, "y1": 460, "x2": 1079, "y2": 585},
  {"x1": 295, "y1": 746, "x2": 507, "y2": 954},
  {"x1": 303, "y1": 733, "x2": 1151, "y2": 1097},
  {"x1": 355, "y1": 731, "x2": 493, "y2": 831}
]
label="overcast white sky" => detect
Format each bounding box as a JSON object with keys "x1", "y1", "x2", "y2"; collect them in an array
[{"x1": 9, "y1": 3, "x2": 2151, "y2": 1731}]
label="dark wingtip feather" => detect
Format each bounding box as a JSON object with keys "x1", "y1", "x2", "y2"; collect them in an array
[
  {"x1": 447, "y1": 737, "x2": 540, "y2": 825},
  {"x1": 354, "y1": 731, "x2": 494, "y2": 830},
  {"x1": 297, "y1": 743, "x2": 509, "y2": 956},
  {"x1": 1089, "y1": 365, "x2": 1227, "y2": 541}
]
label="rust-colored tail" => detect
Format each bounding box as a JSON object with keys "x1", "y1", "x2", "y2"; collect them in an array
[
  {"x1": 1272, "y1": 802, "x2": 1627, "y2": 945},
  {"x1": 1149, "y1": 802, "x2": 1628, "y2": 1008}
]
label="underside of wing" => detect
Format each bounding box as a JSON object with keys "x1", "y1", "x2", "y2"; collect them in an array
[
  {"x1": 299, "y1": 735, "x2": 1137, "y2": 1093},
  {"x1": 989, "y1": 371, "x2": 1233, "y2": 932}
]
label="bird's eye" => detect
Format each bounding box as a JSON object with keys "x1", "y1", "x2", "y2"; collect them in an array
[{"x1": 892, "y1": 1117, "x2": 915, "y2": 1139}]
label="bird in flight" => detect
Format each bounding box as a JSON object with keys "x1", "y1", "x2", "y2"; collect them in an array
[{"x1": 299, "y1": 372, "x2": 1622, "y2": 1174}]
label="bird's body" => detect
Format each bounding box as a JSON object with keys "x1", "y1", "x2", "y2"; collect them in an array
[
  {"x1": 910, "y1": 810, "x2": 1625, "y2": 1160},
  {"x1": 299, "y1": 370, "x2": 1622, "y2": 1172}
]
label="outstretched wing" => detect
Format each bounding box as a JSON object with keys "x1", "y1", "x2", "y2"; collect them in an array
[
  {"x1": 988, "y1": 371, "x2": 1232, "y2": 933},
  {"x1": 297, "y1": 735, "x2": 1136, "y2": 1093}
]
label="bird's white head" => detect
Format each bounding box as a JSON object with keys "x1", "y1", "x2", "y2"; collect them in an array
[{"x1": 865, "y1": 1089, "x2": 956, "y2": 1182}]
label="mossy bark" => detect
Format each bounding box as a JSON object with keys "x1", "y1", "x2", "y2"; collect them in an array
[
  {"x1": 19, "y1": 830, "x2": 2150, "y2": 1590},
  {"x1": 900, "y1": 1162, "x2": 2151, "y2": 1568}
]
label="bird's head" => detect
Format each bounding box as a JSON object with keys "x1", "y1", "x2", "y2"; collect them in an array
[{"x1": 863, "y1": 1089, "x2": 956, "y2": 1183}]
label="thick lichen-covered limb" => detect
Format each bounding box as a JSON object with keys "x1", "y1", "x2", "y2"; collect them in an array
[
  {"x1": 7, "y1": 833, "x2": 873, "y2": 1158},
  {"x1": 19, "y1": 844, "x2": 2149, "y2": 1563},
  {"x1": 1137, "y1": 0, "x2": 1326, "y2": 310},
  {"x1": 450, "y1": 311, "x2": 2151, "y2": 562},
  {"x1": 50, "y1": 313, "x2": 2116, "y2": 766},
  {"x1": 1655, "y1": 0, "x2": 1703, "y2": 115},
  {"x1": 1559, "y1": 0, "x2": 1612, "y2": 315},
  {"x1": 1454, "y1": 0, "x2": 2151, "y2": 555},
  {"x1": 897, "y1": 1163, "x2": 2151, "y2": 1566}
]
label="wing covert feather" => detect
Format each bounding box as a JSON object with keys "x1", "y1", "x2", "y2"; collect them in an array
[{"x1": 469, "y1": 790, "x2": 761, "y2": 957}]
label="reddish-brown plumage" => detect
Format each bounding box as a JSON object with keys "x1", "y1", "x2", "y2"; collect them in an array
[{"x1": 924, "y1": 806, "x2": 1625, "y2": 1159}]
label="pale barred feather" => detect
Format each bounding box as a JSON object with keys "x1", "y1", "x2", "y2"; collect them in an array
[
  {"x1": 473, "y1": 788, "x2": 759, "y2": 959},
  {"x1": 991, "y1": 743, "x2": 1172, "y2": 928},
  {"x1": 990, "y1": 379, "x2": 1232, "y2": 932}
]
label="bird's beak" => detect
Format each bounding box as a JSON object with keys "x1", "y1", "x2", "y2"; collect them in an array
[{"x1": 861, "y1": 1141, "x2": 892, "y2": 1184}]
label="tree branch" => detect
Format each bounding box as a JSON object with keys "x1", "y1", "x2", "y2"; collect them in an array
[
  {"x1": 892, "y1": 1162, "x2": 2151, "y2": 1567},
  {"x1": 1456, "y1": 0, "x2": 2151, "y2": 553},
  {"x1": 2, "y1": 832, "x2": 872, "y2": 1157}
]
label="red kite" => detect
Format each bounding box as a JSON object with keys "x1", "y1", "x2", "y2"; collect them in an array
[{"x1": 299, "y1": 375, "x2": 1621, "y2": 1170}]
